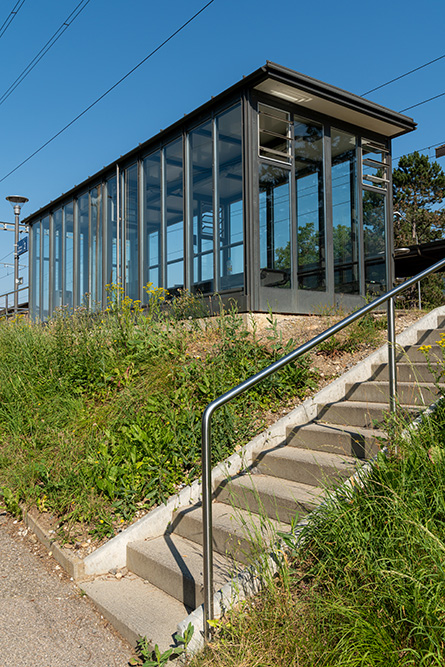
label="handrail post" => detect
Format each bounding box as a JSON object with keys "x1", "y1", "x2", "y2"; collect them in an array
[
  {"x1": 202, "y1": 407, "x2": 214, "y2": 641},
  {"x1": 387, "y1": 295, "x2": 397, "y2": 414}
]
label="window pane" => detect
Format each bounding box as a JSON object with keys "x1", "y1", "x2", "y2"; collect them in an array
[
  {"x1": 90, "y1": 186, "x2": 102, "y2": 306},
  {"x1": 258, "y1": 103, "x2": 291, "y2": 163},
  {"x1": 331, "y1": 129, "x2": 359, "y2": 294},
  {"x1": 42, "y1": 216, "x2": 50, "y2": 319},
  {"x1": 125, "y1": 164, "x2": 138, "y2": 299},
  {"x1": 362, "y1": 139, "x2": 389, "y2": 189},
  {"x1": 53, "y1": 208, "x2": 63, "y2": 309},
  {"x1": 78, "y1": 192, "x2": 89, "y2": 305},
  {"x1": 217, "y1": 104, "x2": 243, "y2": 291},
  {"x1": 106, "y1": 176, "x2": 117, "y2": 287},
  {"x1": 191, "y1": 121, "x2": 213, "y2": 293},
  {"x1": 165, "y1": 139, "x2": 184, "y2": 291},
  {"x1": 64, "y1": 202, "x2": 74, "y2": 308},
  {"x1": 143, "y1": 151, "x2": 161, "y2": 290},
  {"x1": 363, "y1": 189, "x2": 386, "y2": 294},
  {"x1": 295, "y1": 118, "x2": 325, "y2": 291},
  {"x1": 259, "y1": 163, "x2": 291, "y2": 288},
  {"x1": 31, "y1": 221, "x2": 40, "y2": 319}
]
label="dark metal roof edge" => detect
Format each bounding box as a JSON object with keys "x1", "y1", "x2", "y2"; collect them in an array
[{"x1": 264, "y1": 61, "x2": 417, "y2": 132}]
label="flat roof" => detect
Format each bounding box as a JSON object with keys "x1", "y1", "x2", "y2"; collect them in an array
[{"x1": 24, "y1": 61, "x2": 416, "y2": 224}]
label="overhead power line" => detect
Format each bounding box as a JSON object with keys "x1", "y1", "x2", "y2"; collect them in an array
[
  {"x1": 0, "y1": 0, "x2": 26, "y2": 40},
  {"x1": 0, "y1": 0, "x2": 91, "y2": 108},
  {"x1": 0, "y1": 0, "x2": 216, "y2": 184},
  {"x1": 393, "y1": 140, "x2": 445, "y2": 162},
  {"x1": 399, "y1": 90, "x2": 445, "y2": 113},
  {"x1": 362, "y1": 53, "x2": 445, "y2": 96}
]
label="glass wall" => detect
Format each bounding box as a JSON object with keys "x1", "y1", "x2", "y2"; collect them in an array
[
  {"x1": 106, "y1": 176, "x2": 118, "y2": 287},
  {"x1": 124, "y1": 164, "x2": 138, "y2": 299},
  {"x1": 90, "y1": 186, "x2": 102, "y2": 305},
  {"x1": 295, "y1": 117, "x2": 325, "y2": 291},
  {"x1": 190, "y1": 120, "x2": 214, "y2": 293},
  {"x1": 331, "y1": 129, "x2": 359, "y2": 294},
  {"x1": 31, "y1": 221, "x2": 40, "y2": 319},
  {"x1": 143, "y1": 151, "x2": 161, "y2": 288},
  {"x1": 165, "y1": 139, "x2": 184, "y2": 290},
  {"x1": 259, "y1": 164, "x2": 291, "y2": 288},
  {"x1": 64, "y1": 202, "x2": 74, "y2": 308},
  {"x1": 78, "y1": 193, "x2": 89, "y2": 305},
  {"x1": 41, "y1": 216, "x2": 50, "y2": 320},
  {"x1": 53, "y1": 208, "x2": 63, "y2": 309}
]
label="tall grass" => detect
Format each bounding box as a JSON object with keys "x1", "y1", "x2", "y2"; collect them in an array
[
  {"x1": 192, "y1": 404, "x2": 445, "y2": 667},
  {"x1": 0, "y1": 288, "x2": 318, "y2": 539}
]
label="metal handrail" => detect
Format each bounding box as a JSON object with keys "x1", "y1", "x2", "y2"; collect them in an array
[
  {"x1": 0, "y1": 285, "x2": 28, "y2": 318},
  {"x1": 201, "y1": 256, "x2": 445, "y2": 639}
]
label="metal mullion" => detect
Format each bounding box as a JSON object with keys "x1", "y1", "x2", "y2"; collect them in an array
[
  {"x1": 357, "y1": 139, "x2": 365, "y2": 296},
  {"x1": 138, "y1": 159, "x2": 144, "y2": 301},
  {"x1": 324, "y1": 124, "x2": 333, "y2": 299},
  {"x1": 213, "y1": 115, "x2": 219, "y2": 293},
  {"x1": 242, "y1": 90, "x2": 253, "y2": 307},
  {"x1": 73, "y1": 198, "x2": 78, "y2": 308},
  {"x1": 61, "y1": 207, "x2": 66, "y2": 307},
  {"x1": 290, "y1": 118, "x2": 297, "y2": 296},
  {"x1": 385, "y1": 143, "x2": 394, "y2": 291},
  {"x1": 102, "y1": 180, "x2": 108, "y2": 307},
  {"x1": 185, "y1": 130, "x2": 192, "y2": 291},
  {"x1": 48, "y1": 213, "x2": 53, "y2": 317}
]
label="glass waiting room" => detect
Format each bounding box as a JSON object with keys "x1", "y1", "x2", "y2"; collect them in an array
[{"x1": 26, "y1": 62, "x2": 416, "y2": 320}]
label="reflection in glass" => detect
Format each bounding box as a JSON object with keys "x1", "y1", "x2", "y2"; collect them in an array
[
  {"x1": 42, "y1": 216, "x2": 50, "y2": 319},
  {"x1": 191, "y1": 121, "x2": 213, "y2": 293},
  {"x1": 143, "y1": 151, "x2": 161, "y2": 289},
  {"x1": 362, "y1": 139, "x2": 388, "y2": 189},
  {"x1": 165, "y1": 139, "x2": 184, "y2": 290},
  {"x1": 64, "y1": 202, "x2": 74, "y2": 308},
  {"x1": 331, "y1": 128, "x2": 359, "y2": 293},
  {"x1": 90, "y1": 186, "x2": 102, "y2": 306},
  {"x1": 259, "y1": 164, "x2": 291, "y2": 288},
  {"x1": 53, "y1": 208, "x2": 63, "y2": 309},
  {"x1": 31, "y1": 221, "x2": 40, "y2": 319},
  {"x1": 78, "y1": 192, "x2": 89, "y2": 305},
  {"x1": 217, "y1": 104, "x2": 243, "y2": 291},
  {"x1": 106, "y1": 177, "x2": 117, "y2": 286},
  {"x1": 363, "y1": 189, "x2": 386, "y2": 294},
  {"x1": 294, "y1": 118, "x2": 325, "y2": 291},
  {"x1": 258, "y1": 104, "x2": 291, "y2": 163},
  {"x1": 125, "y1": 165, "x2": 138, "y2": 299}
]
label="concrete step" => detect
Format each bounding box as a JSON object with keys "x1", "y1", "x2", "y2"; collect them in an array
[
  {"x1": 170, "y1": 501, "x2": 286, "y2": 564},
  {"x1": 371, "y1": 362, "x2": 439, "y2": 383},
  {"x1": 413, "y1": 329, "x2": 445, "y2": 346},
  {"x1": 255, "y1": 445, "x2": 357, "y2": 486},
  {"x1": 397, "y1": 345, "x2": 443, "y2": 363},
  {"x1": 81, "y1": 573, "x2": 188, "y2": 650},
  {"x1": 216, "y1": 472, "x2": 323, "y2": 523},
  {"x1": 127, "y1": 534, "x2": 232, "y2": 609},
  {"x1": 317, "y1": 399, "x2": 419, "y2": 428},
  {"x1": 286, "y1": 421, "x2": 384, "y2": 459},
  {"x1": 345, "y1": 380, "x2": 438, "y2": 406}
]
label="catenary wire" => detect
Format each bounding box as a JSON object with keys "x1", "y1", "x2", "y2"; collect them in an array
[
  {"x1": 399, "y1": 91, "x2": 445, "y2": 113},
  {"x1": 362, "y1": 53, "x2": 445, "y2": 96},
  {"x1": 0, "y1": 0, "x2": 91, "y2": 107},
  {"x1": 0, "y1": 0, "x2": 26, "y2": 40},
  {"x1": 0, "y1": 0, "x2": 216, "y2": 184}
]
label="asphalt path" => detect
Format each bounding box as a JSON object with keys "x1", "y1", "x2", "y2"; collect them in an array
[{"x1": 0, "y1": 513, "x2": 133, "y2": 667}]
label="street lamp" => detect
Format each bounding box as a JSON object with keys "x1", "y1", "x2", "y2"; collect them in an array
[{"x1": 6, "y1": 195, "x2": 28, "y2": 315}]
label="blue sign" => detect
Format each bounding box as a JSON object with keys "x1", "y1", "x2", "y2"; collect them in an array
[{"x1": 17, "y1": 236, "x2": 28, "y2": 256}]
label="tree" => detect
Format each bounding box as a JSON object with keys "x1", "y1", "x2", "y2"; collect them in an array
[
  {"x1": 393, "y1": 151, "x2": 445, "y2": 246},
  {"x1": 393, "y1": 152, "x2": 445, "y2": 308}
]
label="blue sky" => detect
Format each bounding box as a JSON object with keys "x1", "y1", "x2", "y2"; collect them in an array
[{"x1": 0, "y1": 0, "x2": 444, "y2": 295}]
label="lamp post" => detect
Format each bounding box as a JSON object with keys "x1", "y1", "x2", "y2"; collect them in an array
[{"x1": 6, "y1": 195, "x2": 28, "y2": 315}]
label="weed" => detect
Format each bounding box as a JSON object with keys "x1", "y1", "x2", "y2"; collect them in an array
[{"x1": 132, "y1": 623, "x2": 194, "y2": 666}]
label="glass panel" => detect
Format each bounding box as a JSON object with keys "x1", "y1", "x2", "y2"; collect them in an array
[
  {"x1": 77, "y1": 192, "x2": 89, "y2": 306},
  {"x1": 53, "y1": 208, "x2": 63, "y2": 310},
  {"x1": 258, "y1": 103, "x2": 291, "y2": 163},
  {"x1": 143, "y1": 151, "x2": 161, "y2": 290},
  {"x1": 165, "y1": 139, "x2": 184, "y2": 291},
  {"x1": 259, "y1": 163, "x2": 291, "y2": 288},
  {"x1": 42, "y1": 216, "x2": 50, "y2": 319},
  {"x1": 64, "y1": 202, "x2": 74, "y2": 308},
  {"x1": 190, "y1": 120, "x2": 213, "y2": 293},
  {"x1": 217, "y1": 104, "x2": 243, "y2": 291},
  {"x1": 331, "y1": 129, "x2": 359, "y2": 294},
  {"x1": 294, "y1": 117, "x2": 325, "y2": 291},
  {"x1": 90, "y1": 186, "x2": 102, "y2": 306},
  {"x1": 125, "y1": 164, "x2": 138, "y2": 299},
  {"x1": 363, "y1": 189, "x2": 386, "y2": 295},
  {"x1": 106, "y1": 176, "x2": 117, "y2": 286},
  {"x1": 31, "y1": 221, "x2": 40, "y2": 319},
  {"x1": 362, "y1": 139, "x2": 389, "y2": 189}
]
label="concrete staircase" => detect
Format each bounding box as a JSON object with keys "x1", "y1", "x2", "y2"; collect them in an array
[{"x1": 80, "y1": 314, "x2": 445, "y2": 653}]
